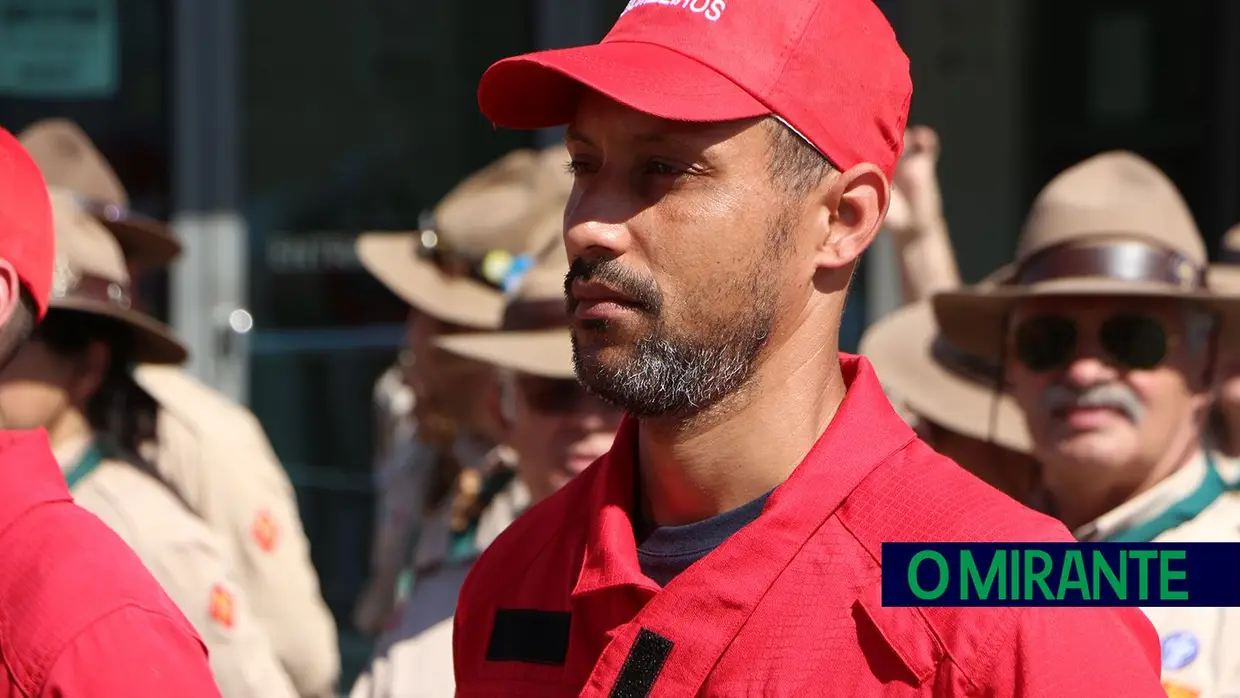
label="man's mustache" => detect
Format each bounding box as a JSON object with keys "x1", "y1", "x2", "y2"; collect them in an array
[
  {"x1": 1039, "y1": 382, "x2": 1145, "y2": 424},
  {"x1": 564, "y1": 257, "x2": 661, "y2": 313}
]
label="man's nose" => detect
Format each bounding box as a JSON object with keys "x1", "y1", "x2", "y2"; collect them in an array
[
  {"x1": 1063, "y1": 353, "x2": 1120, "y2": 388},
  {"x1": 563, "y1": 186, "x2": 635, "y2": 262}
]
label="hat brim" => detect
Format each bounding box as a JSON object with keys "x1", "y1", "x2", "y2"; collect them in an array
[
  {"x1": 355, "y1": 232, "x2": 504, "y2": 330},
  {"x1": 98, "y1": 214, "x2": 182, "y2": 271},
  {"x1": 49, "y1": 301, "x2": 188, "y2": 365},
  {"x1": 435, "y1": 329, "x2": 574, "y2": 380},
  {"x1": 934, "y1": 273, "x2": 1240, "y2": 360},
  {"x1": 860, "y1": 301, "x2": 1031, "y2": 454},
  {"x1": 478, "y1": 41, "x2": 770, "y2": 130}
]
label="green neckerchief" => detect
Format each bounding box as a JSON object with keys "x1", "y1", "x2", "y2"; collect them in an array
[
  {"x1": 63, "y1": 441, "x2": 105, "y2": 491},
  {"x1": 1103, "y1": 451, "x2": 1227, "y2": 543}
]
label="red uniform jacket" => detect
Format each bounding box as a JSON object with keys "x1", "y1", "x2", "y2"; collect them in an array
[
  {"x1": 453, "y1": 356, "x2": 1165, "y2": 697},
  {"x1": 0, "y1": 429, "x2": 222, "y2": 697}
]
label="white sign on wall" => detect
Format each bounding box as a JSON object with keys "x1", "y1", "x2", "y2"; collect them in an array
[{"x1": 0, "y1": 0, "x2": 118, "y2": 98}]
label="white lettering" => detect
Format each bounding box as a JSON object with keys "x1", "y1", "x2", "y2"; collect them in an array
[{"x1": 620, "y1": 0, "x2": 725, "y2": 21}]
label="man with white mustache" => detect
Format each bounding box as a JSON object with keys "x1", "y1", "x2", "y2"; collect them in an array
[{"x1": 934, "y1": 151, "x2": 1240, "y2": 698}]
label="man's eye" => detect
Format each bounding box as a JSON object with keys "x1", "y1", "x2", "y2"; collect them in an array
[
  {"x1": 564, "y1": 160, "x2": 592, "y2": 176},
  {"x1": 647, "y1": 161, "x2": 683, "y2": 176}
]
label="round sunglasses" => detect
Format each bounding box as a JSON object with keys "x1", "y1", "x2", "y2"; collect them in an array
[{"x1": 1011, "y1": 312, "x2": 1172, "y2": 373}]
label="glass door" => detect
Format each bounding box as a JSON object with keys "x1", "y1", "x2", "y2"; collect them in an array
[{"x1": 239, "y1": 0, "x2": 538, "y2": 686}]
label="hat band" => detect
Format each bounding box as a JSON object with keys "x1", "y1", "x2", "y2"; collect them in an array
[
  {"x1": 501, "y1": 299, "x2": 567, "y2": 331},
  {"x1": 413, "y1": 230, "x2": 530, "y2": 293},
  {"x1": 1015, "y1": 240, "x2": 1204, "y2": 291},
  {"x1": 930, "y1": 335, "x2": 1002, "y2": 387},
  {"x1": 52, "y1": 272, "x2": 133, "y2": 311}
]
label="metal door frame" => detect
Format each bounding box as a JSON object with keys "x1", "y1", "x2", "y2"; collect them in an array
[{"x1": 169, "y1": 0, "x2": 249, "y2": 404}]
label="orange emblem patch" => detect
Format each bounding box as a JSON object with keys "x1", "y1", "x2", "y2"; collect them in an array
[
  {"x1": 208, "y1": 584, "x2": 235, "y2": 629},
  {"x1": 1162, "y1": 681, "x2": 1200, "y2": 698},
  {"x1": 251, "y1": 509, "x2": 280, "y2": 553}
]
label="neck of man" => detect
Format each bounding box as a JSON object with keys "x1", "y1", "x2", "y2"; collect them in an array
[
  {"x1": 1044, "y1": 423, "x2": 1204, "y2": 532},
  {"x1": 635, "y1": 315, "x2": 847, "y2": 528}
]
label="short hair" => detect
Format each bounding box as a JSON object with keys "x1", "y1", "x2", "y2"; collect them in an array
[
  {"x1": 764, "y1": 117, "x2": 834, "y2": 198},
  {"x1": 0, "y1": 287, "x2": 37, "y2": 366}
]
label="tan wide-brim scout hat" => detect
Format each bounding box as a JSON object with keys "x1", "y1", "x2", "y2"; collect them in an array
[
  {"x1": 18, "y1": 119, "x2": 181, "y2": 271},
  {"x1": 46, "y1": 187, "x2": 187, "y2": 365},
  {"x1": 435, "y1": 197, "x2": 574, "y2": 380},
  {"x1": 933, "y1": 151, "x2": 1240, "y2": 359},
  {"x1": 860, "y1": 298, "x2": 1031, "y2": 453},
  {"x1": 356, "y1": 144, "x2": 573, "y2": 330},
  {"x1": 1221, "y1": 223, "x2": 1240, "y2": 263}
]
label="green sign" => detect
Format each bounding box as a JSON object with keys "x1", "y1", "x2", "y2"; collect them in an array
[{"x1": 0, "y1": 0, "x2": 117, "y2": 98}]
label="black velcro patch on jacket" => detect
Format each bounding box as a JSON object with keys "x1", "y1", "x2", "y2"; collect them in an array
[
  {"x1": 609, "y1": 628, "x2": 674, "y2": 698},
  {"x1": 485, "y1": 608, "x2": 571, "y2": 665}
]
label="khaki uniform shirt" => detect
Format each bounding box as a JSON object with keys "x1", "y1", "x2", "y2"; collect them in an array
[
  {"x1": 349, "y1": 476, "x2": 530, "y2": 698},
  {"x1": 1072, "y1": 450, "x2": 1240, "y2": 698},
  {"x1": 354, "y1": 366, "x2": 438, "y2": 636},
  {"x1": 58, "y1": 435, "x2": 298, "y2": 698},
  {"x1": 134, "y1": 365, "x2": 339, "y2": 698}
]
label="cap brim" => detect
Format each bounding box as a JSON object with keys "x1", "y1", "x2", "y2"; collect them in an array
[
  {"x1": 860, "y1": 301, "x2": 1031, "y2": 454},
  {"x1": 478, "y1": 41, "x2": 770, "y2": 129},
  {"x1": 356, "y1": 232, "x2": 503, "y2": 329},
  {"x1": 48, "y1": 302, "x2": 188, "y2": 365},
  {"x1": 435, "y1": 329, "x2": 575, "y2": 379},
  {"x1": 99, "y1": 215, "x2": 182, "y2": 271}
]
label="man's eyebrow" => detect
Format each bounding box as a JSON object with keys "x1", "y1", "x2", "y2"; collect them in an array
[
  {"x1": 564, "y1": 128, "x2": 712, "y2": 150},
  {"x1": 564, "y1": 128, "x2": 594, "y2": 147}
]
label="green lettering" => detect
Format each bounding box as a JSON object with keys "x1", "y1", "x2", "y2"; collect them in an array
[
  {"x1": 962, "y1": 550, "x2": 1005, "y2": 600},
  {"x1": 908, "y1": 550, "x2": 949, "y2": 600},
  {"x1": 1130, "y1": 550, "x2": 1158, "y2": 600},
  {"x1": 1159, "y1": 550, "x2": 1188, "y2": 601},
  {"x1": 1057, "y1": 549, "x2": 1091, "y2": 601},
  {"x1": 1092, "y1": 550, "x2": 1126, "y2": 600},
  {"x1": 1023, "y1": 550, "x2": 1054, "y2": 600},
  {"x1": 1010, "y1": 545, "x2": 1020, "y2": 600}
]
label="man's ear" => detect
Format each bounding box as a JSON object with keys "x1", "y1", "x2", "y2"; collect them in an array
[
  {"x1": 0, "y1": 259, "x2": 21, "y2": 328},
  {"x1": 486, "y1": 371, "x2": 514, "y2": 441},
  {"x1": 812, "y1": 163, "x2": 890, "y2": 270}
]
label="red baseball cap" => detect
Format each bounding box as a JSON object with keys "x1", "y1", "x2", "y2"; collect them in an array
[
  {"x1": 0, "y1": 127, "x2": 54, "y2": 319},
  {"x1": 478, "y1": 0, "x2": 911, "y2": 179}
]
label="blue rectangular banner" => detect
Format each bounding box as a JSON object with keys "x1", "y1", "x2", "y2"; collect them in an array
[{"x1": 881, "y1": 543, "x2": 1240, "y2": 607}]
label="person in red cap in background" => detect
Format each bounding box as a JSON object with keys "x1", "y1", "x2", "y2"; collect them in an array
[
  {"x1": 452, "y1": 1, "x2": 1166, "y2": 695},
  {"x1": 0, "y1": 129, "x2": 222, "y2": 696},
  {"x1": 16, "y1": 118, "x2": 339, "y2": 698}
]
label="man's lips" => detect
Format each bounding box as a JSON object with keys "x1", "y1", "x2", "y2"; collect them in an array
[{"x1": 570, "y1": 280, "x2": 639, "y2": 320}]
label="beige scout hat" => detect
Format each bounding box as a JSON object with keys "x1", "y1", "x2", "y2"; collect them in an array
[
  {"x1": 860, "y1": 298, "x2": 1031, "y2": 454},
  {"x1": 46, "y1": 187, "x2": 187, "y2": 365},
  {"x1": 933, "y1": 151, "x2": 1240, "y2": 359},
  {"x1": 356, "y1": 144, "x2": 572, "y2": 330},
  {"x1": 433, "y1": 198, "x2": 573, "y2": 379},
  {"x1": 18, "y1": 119, "x2": 182, "y2": 271}
]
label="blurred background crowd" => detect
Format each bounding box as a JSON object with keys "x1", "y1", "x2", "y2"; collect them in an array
[{"x1": 4, "y1": 0, "x2": 1240, "y2": 695}]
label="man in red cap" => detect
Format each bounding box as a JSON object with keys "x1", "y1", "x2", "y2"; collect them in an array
[
  {"x1": 453, "y1": 1, "x2": 1167, "y2": 695},
  {"x1": 0, "y1": 128, "x2": 221, "y2": 696}
]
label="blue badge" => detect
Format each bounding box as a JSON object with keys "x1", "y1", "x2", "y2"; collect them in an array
[{"x1": 1161, "y1": 631, "x2": 1200, "y2": 670}]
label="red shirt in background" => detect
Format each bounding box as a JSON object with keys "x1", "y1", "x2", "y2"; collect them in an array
[{"x1": 0, "y1": 429, "x2": 222, "y2": 697}]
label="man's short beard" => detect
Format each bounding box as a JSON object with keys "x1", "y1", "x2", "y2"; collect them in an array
[
  {"x1": 568, "y1": 216, "x2": 790, "y2": 421},
  {"x1": 572, "y1": 312, "x2": 772, "y2": 419}
]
